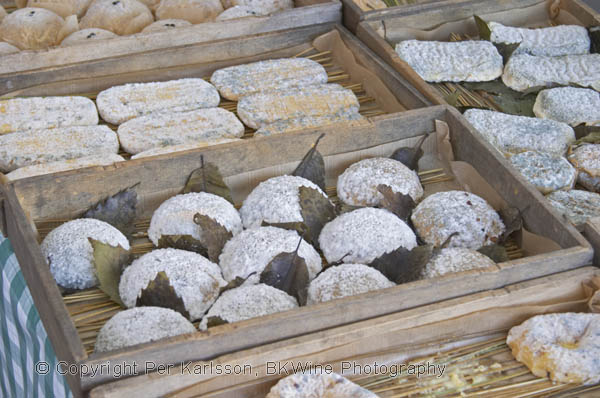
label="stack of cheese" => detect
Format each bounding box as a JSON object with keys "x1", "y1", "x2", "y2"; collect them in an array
[
  {"x1": 395, "y1": 21, "x2": 600, "y2": 226},
  {"x1": 0, "y1": 0, "x2": 295, "y2": 52},
  {"x1": 210, "y1": 58, "x2": 364, "y2": 136},
  {"x1": 0, "y1": 96, "x2": 123, "y2": 180}
]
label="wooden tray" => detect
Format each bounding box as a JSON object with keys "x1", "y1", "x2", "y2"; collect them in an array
[
  {"x1": 0, "y1": 0, "x2": 342, "y2": 75},
  {"x1": 0, "y1": 103, "x2": 593, "y2": 396},
  {"x1": 355, "y1": 0, "x2": 600, "y2": 107},
  {"x1": 355, "y1": 0, "x2": 600, "y2": 263},
  {"x1": 87, "y1": 266, "x2": 600, "y2": 397},
  {"x1": 342, "y1": 0, "x2": 441, "y2": 33}
]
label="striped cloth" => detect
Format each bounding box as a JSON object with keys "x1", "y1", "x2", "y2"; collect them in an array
[{"x1": 0, "y1": 233, "x2": 72, "y2": 397}]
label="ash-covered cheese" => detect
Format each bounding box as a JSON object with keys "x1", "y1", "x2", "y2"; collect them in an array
[
  {"x1": 215, "y1": 5, "x2": 262, "y2": 21},
  {"x1": 95, "y1": 307, "x2": 196, "y2": 353},
  {"x1": 41, "y1": 218, "x2": 130, "y2": 290},
  {"x1": 119, "y1": 248, "x2": 226, "y2": 320},
  {"x1": 199, "y1": 283, "x2": 297, "y2": 330},
  {"x1": 117, "y1": 108, "x2": 244, "y2": 154},
  {"x1": 319, "y1": 208, "x2": 417, "y2": 265},
  {"x1": 211, "y1": 58, "x2": 327, "y2": 101},
  {"x1": 503, "y1": 53, "x2": 600, "y2": 92},
  {"x1": 489, "y1": 22, "x2": 590, "y2": 57},
  {"x1": 0, "y1": 125, "x2": 119, "y2": 173},
  {"x1": 534, "y1": 87, "x2": 600, "y2": 126},
  {"x1": 422, "y1": 247, "x2": 496, "y2": 279},
  {"x1": 130, "y1": 138, "x2": 240, "y2": 159},
  {"x1": 6, "y1": 153, "x2": 124, "y2": 180},
  {"x1": 96, "y1": 78, "x2": 220, "y2": 125},
  {"x1": 547, "y1": 190, "x2": 600, "y2": 226},
  {"x1": 509, "y1": 151, "x2": 577, "y2": 194},
  {"x1": 337, "y1": 157, "x2": 423, "y2": 207},
  {"x1": 394, "y1": 40, "x2": 503, "y2": 83},
  {"x1": 221, "y1": 0, "x2": 292, "y2": 20},
  {"x1": 239, "y1": 175, "x2": 330, "y2": 228},
  {"x1": 463, "y1": 109, "x2": 575, "y2": 157},
  {"x1": 60, "y1": 28, "x2": 118, "y2": 46},
  {"x1": 0, "y1": 96, "x2": 98, "y2": 134},
  {"x1": 254, "y1": 111, "x2": 366, "y2": 137},
  {"x1": 148, "y1": 192, "x2": 242, "y2": 246},
  {"x1": 266, "y1": 372, "x2": 378, "y2": 398},
  {"x1": 507, "y1": 313, "x2": 600, "y2": 385},
  {"x1": 80, "y1": 0, "x2": 154, "y2": 35},
  {"x1": 219, "y1": 226, "x2": 322, "y2": 284},
  {"x1": 307, "y1": 263, "x2": 394, "y2": 305},
  {"x1": 141, "y1": 19, "x2": 192, "y2": 33},
  {"x1": 237, "y1": 84, "x2": 359, "y2": 129},
  {"x1": 411, "y1": 191, "x2": 505, "y2": 249},
  {"x1": 569, "y1": 144, "x2": 600, "y2": 192}
]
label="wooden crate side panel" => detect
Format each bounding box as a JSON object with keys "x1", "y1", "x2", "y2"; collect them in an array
[
  {"x1": 0, "y1": 183, "x2": 86, "y2": 396},
  {"x1": 0, "y1": 2, "x2": 342, "y2": 76},
  {"x1": 88, "y1": 266, "x2": 600, "y2": 398},
  {"x1": 584, "y1": 218, "x2": 600, "y2": 266}
]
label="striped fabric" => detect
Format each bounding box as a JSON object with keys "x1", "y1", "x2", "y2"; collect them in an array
[{"x1": 0, "y1": 233, "x2": 72, "y2": 397}]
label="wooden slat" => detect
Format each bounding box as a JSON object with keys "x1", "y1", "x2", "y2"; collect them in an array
[
  {"x1": 584, "y1": 218, "x2": 600, "y2": 266},
  {"x1": 0, "y1": 0, "x2": 341, "y2": 76},
  {"x1": 87, "y1": 266, "x2": 600, "y2": 398},
  {"x1": 0, "y1": 180, "x2": 86, "y2": 397}
]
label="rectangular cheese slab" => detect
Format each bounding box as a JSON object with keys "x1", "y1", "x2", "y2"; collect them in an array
[
  {"x1": 237, "y1": 84, "x2": 359, "y2": 129},
  {"x1": 502, "y1": 53, "x2": 600, "y2": 92},
  {"x1": 96, "y1": 78, "x2": 220, "y2": 125},
  {"x1": 533, "y1": 87, "x2": 600, "y2": 126},
  {"x1": 394, "y1": 40, "x2": 503, "y2": 83},
  {"x1": 463, "y1": 108, "x2": 575, "y2": 157},
  {"x1": 117, "y1": 108, "x2": 244, "y2": 154},
  {"x1": 0, "y1": 125, "x2": 119, "y2": 172},
  {"x1": 0, "y1": 96, "x2": 98, "y2": 134},
  {"x1": 489, "y1": 22, "x2": 590, "y2": 57},
  {"x1": 254, "y1": 111, "x2": 367, "y2": 137},
  {"x1": 210, "y1": 58, "x2": 328, "y2": 101}
]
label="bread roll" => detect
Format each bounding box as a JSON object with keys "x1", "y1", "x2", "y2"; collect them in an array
[
  {"x1": 155, "y1": 0, "x2": 223, "y2": 24},
  {"x1": 60, "y1": 27, "x2": 117, "y2": 46},
  {"x1": 80, "y1": 0, "x2": 153, "y2": 35},
  {"x1": 0, "y1": 8, "x2": 78, "y2": 50}
]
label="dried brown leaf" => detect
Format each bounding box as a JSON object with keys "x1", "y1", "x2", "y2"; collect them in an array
[
  {"x1": 183, "y1": 155, "x2": 233, "y2": 203},
  {"x1": 206, "y1": 316, "x2": 228, "y2": 328},
  {"x1": 390, "y1": 133, "x2": 429, "y2": 171},
  {"x1": 293, "y1": 133, "x2": 326, "y2": 191},
  {"x1": 136, "y1": 271, "x2": 190, "y2": 319},
  {"x1": 89, "y1": 238, "x2": 130, "y2": 306},
  {"x1": 474, "y1": 15, "x2": 491, "y2": 41},
  {"x1": 157, "y1": 234, "x2": 207, "y2": 257},
  {"x1": 298, "y1": 186, "x2": 336, "y2": 249},
  {"x1": 84, "y1": 184, "x2": 138, "y2": 237},
  {"x1": 498, "y1": 206, "x2": 524, "y2": 243},
  {"x1": 377, "y1": 185, "x2": 416, "y2": 223},
  {"x1": 259, "y1": 238, "x2": 309, "y2": 305},
  {"x1": 369, "y1": 244, "x2": 433, "y2": 284},
  {"x1": 193, "y1": 213, "x2": 233, "y2": 263},
  {"x1": 477, "y1": 244, "x2": 510, "y2": 263}
]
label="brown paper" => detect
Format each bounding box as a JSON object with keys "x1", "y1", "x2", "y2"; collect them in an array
[
  {"x1": 583, "y1": 276, "x2": 600, "y2": 313},
  {"x1": 312, "y1": 30, "x2": 406, "y2": 114},
  {"x1": 385, "y1": 0, "x2": 583, "y2": 43}
]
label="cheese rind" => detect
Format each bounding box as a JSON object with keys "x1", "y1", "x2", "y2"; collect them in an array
[
  {"x1": 533, "y1": 87, "x2": 600, "y2": 126},
  {"x1": 489, "y1": 22, "x2": 590, "y2": 57},
  {"x1": 0, "y1": 125, "x2": 119, "y2": 172},
  {"x1": 254, "y1": 111, "x2": 366, "y2": 137},
  {"x1": 96, "y1": 78, "x2": 220, "y2": 125},
  {"x1": 463, "y1": 109, "x2": 575, "y2": 157},
  {"x1": 0, "y1": 96, "x2": 98, "y2": 134},
  {"x1": 395, "y1": 40, "x2": 503, "y2": 83},
  {"x1": 117, "y1": 108, "x2": 244, "y2": 154},
  {"x1": 237, "y1": 84, "x2": 359, "y2": 129},
  {"x1": 502, "y1": 54, "x2": 600, "y2": 92},
  {"x1": 210, "y1": 58, "x2": 328, "y2": 101},
  {"x1": 509, "y1": 151, "x2": 577, "y2": 194}
]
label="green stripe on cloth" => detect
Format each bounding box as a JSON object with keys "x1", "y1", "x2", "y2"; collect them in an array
[{"x1": 0, "y1": 233, "x2": 72, "y2": 397}]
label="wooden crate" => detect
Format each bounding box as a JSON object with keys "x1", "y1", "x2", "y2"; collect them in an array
[
  {"x1": 355, "y1": 0, "x2": 600, "y2": 106},
  {"x1": 355, "y1": 0, "x2": 600, "y2": 263},
  {"x1": 0, "y1": 0, "x2": 341, "y2": 76},
  {"x1": 87, "y1": 266, "x2": 600, "y2": 397},
  {"x1": 0, "y1": 103, "x2": 593, "y2": 395},
  {"x1": 342, "y1": 0, "x2": 442, "y2": 33}
]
